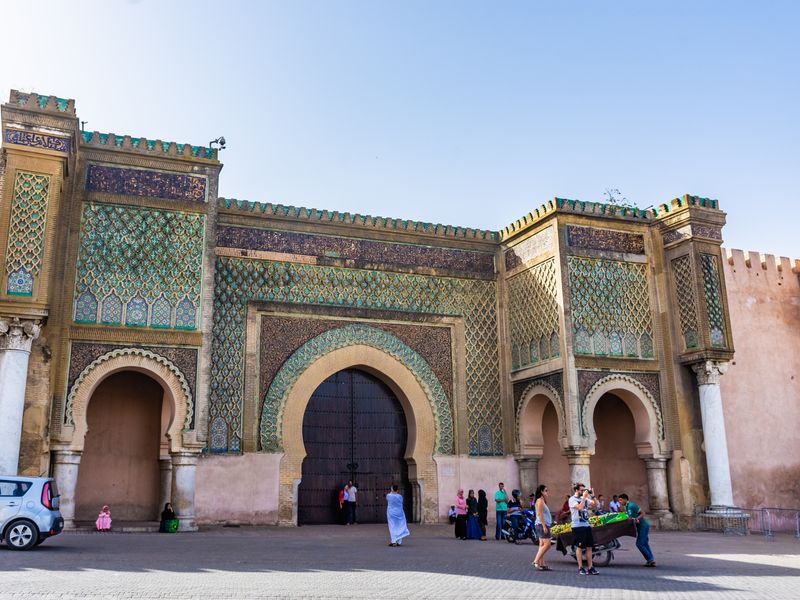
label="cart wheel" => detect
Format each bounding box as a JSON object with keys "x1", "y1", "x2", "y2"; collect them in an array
[{"x1": 594, "y1": 550, "x2": 613, "y2": 567}]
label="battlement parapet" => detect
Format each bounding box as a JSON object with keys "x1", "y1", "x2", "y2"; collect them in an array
[
  {"x1": 8, "y1": 90, "x2": 75, "y2": 115},
  {"x1": 723, "y1": 248, "x2": 800, "y2": 276},
  {"x1": 218, "y1": 198, "x2": 500, "y2": 242},
  {"x1": 499, "y1": 194, "x2": 721, "y2": 240},
  {"x1": 80, "y1": 131, "x2": 217, "y2": 161}
]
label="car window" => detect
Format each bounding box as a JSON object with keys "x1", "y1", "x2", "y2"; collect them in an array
[{"x1": 0, "y1": 480, "x2": 32, "y2": 497}]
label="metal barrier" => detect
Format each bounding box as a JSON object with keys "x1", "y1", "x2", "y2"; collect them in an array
[{"x1": 695, "y1": 506, "x2": 800, "y2": 539}]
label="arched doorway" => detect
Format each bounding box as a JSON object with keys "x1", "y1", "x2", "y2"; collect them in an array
[
  {"x1": 298, "y1": 368, "x2": 411, "y2": 524},
  {"x1": 74, "y1": 371, "x2": 166, "y2": 521},
  {"x1": 537, "y1": 403, "x2": 570, "y2": 499},
  {"x1": 590, "y1": 393, "x2": 649, "y2": 509}
]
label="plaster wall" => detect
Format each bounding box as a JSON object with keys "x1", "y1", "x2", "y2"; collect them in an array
[
  {"x1": 195, "y1": 453, "x2": 282, "y2": 524},
  {"x1": 719, "y1": 249, "x2": 800, "y2": 509},
  {"x1": 434, "y1": 454, "x2": 520, "y2": 523}
]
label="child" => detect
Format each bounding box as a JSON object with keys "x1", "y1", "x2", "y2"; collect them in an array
[
  {"x1": 448, "y1": 504, "x2": 457, "y2": 524},
  {"x1": 96, "y1": 505, "x2": 112, "y2": 532}
]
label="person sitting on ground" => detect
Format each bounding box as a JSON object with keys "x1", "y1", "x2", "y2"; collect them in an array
[
  {"x1": 159, "y1": 502, "x2": 177, "y2": 533},
  {"x1": 95, "y1": 505, "x2": 112, "y2": 532}
]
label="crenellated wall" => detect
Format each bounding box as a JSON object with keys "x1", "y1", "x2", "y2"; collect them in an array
[{"x1": 720, "y1": 248, "x2": 800, "y2": 509}]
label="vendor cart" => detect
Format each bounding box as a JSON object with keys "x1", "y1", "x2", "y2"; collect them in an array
[{"x1": 554, "y1": 518, "x2": 637, "y2": 567}]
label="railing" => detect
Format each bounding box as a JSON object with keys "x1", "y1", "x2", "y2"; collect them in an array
[{"x1": 695, "y1": 506, "x2": 800, "y2": 539}]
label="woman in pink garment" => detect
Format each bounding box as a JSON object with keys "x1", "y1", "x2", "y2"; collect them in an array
[{"x1": 95, "y1": 505, "x2": 112, "y2": 532}]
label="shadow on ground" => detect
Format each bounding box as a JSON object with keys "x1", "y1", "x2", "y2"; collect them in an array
[{"x1": 2, "y1": 524, "x2": 799, "y2": 595}]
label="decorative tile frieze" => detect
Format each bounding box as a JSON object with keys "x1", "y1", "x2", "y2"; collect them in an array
[
  {"x1": 259, "y1": 315, "x2": 453, "y2": 405},
  {"x1": 567, "y1": 257, "x2": 654, "y2": 359},
  {"x1": 217, "y1": 226, "x2": 495, "y2": 277},
  {"x1": 507, "y1": 259, "x2": 560, "y2": 369},
  {"x1": 86, "y1": 164, "x2": 207, "y2": 202},
  {"x1": 567, "y1": 225, "x2": 645, "y2": 255},
  {"x1": 259, "y1": 324, "x2": 454, "y2": 455},
  {"x1": 512, "y1": 372, "x2": 564, "y2": 416},
  {"x1": 504, "y1": 227, "x2": 554, "y2": 270},
  {"x1": 4, "y1": 128, "x2": 72, "y2": 153},
  {"x1": 577, "y1": 369, "x2": 664, "y2": 439},
  {"x1": 691, "y1": 224, "x2": 722, "y2": 241},
  {"x1": 211, "y1": 256, "x2": 502, "y2": 456},
  {"x1": 65, "y1": 342, "x2": 198, "y2": 428},
  {"x1": 5, "y1": 171, "x2": 51, "y2": 296},
  {"x1": 73, "y1": 203, "x2": 205, "y2": 330}
]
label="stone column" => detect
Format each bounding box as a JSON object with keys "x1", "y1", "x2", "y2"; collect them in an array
[
  {"x1": 565, "y1": 449, "x2": 592, "y2": 488},
  {"x1": 159, "y1": 457, "x2": 173, "y2": 509},
  {"x1": 691, "y1": 360, "x2": 735, "y2": 507},
  {"x1": 52, "y1": 450, "x2": 82, "y2": 529},
  {"x1": 170, "y1": 451, "x2": 199, "y2": 531},
  {"x1": 0, "y1": 318, "x2": 41, "y2": 475},
  {"x1": 516, "y1": 456, "x2": 541, "y2": 496},
  {"x1": 644, "y1": 458, "x2": 671, "y2": 516}
]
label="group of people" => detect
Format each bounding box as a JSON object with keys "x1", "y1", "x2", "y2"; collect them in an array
[
  {"x1": 451, "y1": 481, "x2": 656, "y2": 575},
  {"x1": 94, "y1": 503, "x2": 178, "y2": 533},
  {"x1": 338, "y1": 481, "x2": 359, "y2": 525}
]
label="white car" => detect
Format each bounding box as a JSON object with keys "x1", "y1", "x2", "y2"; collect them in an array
[{"x1": 0, "y1": 476, "x2": 63, "y2": 550}]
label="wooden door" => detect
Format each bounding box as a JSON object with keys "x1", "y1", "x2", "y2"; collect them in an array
[{"x1": 298, "y1": 369, "x2": 411, "y2": 524}]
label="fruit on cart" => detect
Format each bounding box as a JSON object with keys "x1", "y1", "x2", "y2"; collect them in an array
[
  {"x1": 549, "y1": 523, "x2": 572, "y2": 536},
  {"x1": 601, "y1": 511, "x2": 628, "y2": 525}
]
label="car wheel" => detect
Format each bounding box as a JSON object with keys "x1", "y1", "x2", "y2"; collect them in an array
[{"x1": 5, "y1": 519, "x2": 38, "y2": 551}]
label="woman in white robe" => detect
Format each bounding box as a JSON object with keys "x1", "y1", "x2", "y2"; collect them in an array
[{"x1": 386, "y1": 484, "x2": 410, "y2": 546}]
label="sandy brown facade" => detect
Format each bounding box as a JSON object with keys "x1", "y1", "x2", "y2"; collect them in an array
[{"x1": 1, "y1": 90, "x2": 796, "y2": 529}]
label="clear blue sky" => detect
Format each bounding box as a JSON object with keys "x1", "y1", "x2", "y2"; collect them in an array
[{"x1": 3, "y1": 1, "x2": 798, "y2": 257}]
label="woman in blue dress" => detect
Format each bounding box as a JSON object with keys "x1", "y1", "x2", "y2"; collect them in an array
[
  {"x1": 465, "y1": 489, "x2": 482, "y2": 539},
  {"x1": 386, "y1": 484, "x2": 410, "y2": 546}
]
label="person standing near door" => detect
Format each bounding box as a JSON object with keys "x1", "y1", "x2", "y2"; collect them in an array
[
  {"x1": 494, "y1": 482, "x2": 509, "y2": 540},
  {"x1": 346, "y1": 480, "x2": 358, "y2": 524}
]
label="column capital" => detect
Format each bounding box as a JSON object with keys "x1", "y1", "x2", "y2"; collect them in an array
[
  {"x1": 515, "y1": 455, "x2": 541, "y2": 466},
  {"x1": 644, "y1": 457, "x2": 668, "y2": 469},
  {"x1": 691, "y1": 360, "x2": 729, "y2": 386},
  {"x1": 0, "y1": 317, "x2": 42, "y2": 352},
  {"x1": 51, "y1": 449, "x2": 82, "y2": 465},
  {"x1": 170, "y1": 451, "x2": 200, "y2": 467},
  {"x1": 563, "y1": 448, "x2": 592, "y2": 465}
]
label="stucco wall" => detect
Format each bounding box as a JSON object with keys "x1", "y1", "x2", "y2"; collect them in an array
[
  {"x1": 434, "y1": 455, "x2": 520, "y2": 524},
  {"x1": 720, "y1": 249, "x2": 800, "y2": 509},
  {"x1": 195, "y1": 453, "x2": 282, "y2": 524}
]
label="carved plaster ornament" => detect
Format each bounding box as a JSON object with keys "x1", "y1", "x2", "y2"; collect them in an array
[
  {"x1": 0, "y1": 317, "x2": 42, "y2": 351},
  {"x1": 691, "y1": 360, "x2": 730, "y2": 386}
]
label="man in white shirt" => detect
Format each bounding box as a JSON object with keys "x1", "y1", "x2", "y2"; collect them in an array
[
  {"x1": 568, "y1": 482, "x2": 598, "y2": 575},
  {"x1": 346, "y1": 480, "x2": 358, "y2": 524},
  {"x1": 609, "y1": 494, "x2": 621, "y2": 513}
]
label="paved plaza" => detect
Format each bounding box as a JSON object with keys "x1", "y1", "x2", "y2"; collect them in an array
[{"x1": 2, "y1": 525, "x2": 799, "y2": 599}]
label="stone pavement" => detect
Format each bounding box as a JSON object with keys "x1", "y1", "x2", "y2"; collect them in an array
[{"x1": 2, "y1": 525, "x2": 799, "y2": 599}]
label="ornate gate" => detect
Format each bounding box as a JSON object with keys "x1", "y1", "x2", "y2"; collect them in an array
[{"x1": 298, "y1": 369, "x2": 411, "y2": 524}]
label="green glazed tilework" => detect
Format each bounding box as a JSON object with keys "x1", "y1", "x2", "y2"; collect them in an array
[
  {"x1": 260, "y1": 324, "x2": 454, "y2": 453},
  {"x1": 5, "y1": 172, "x2": 51, "y2": 296},
  {"x1": 507, "y1": 259, "x2": 560, "y2": 369},
  {"x1": 211, "y1": 257, "x2": 502, "y2": 455},
  {"x1": 672, "y1": 255, "x2": 700, "y2": 350},
  {"x1": 73, "y1": 203, "x2": 205, "y2": 330},
  {"x1": 568, "y1": 256, "x2": 654, "y2": 359},
  {"x1": 700, "y1": 253, "x2": 727, "y2": 348}
]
